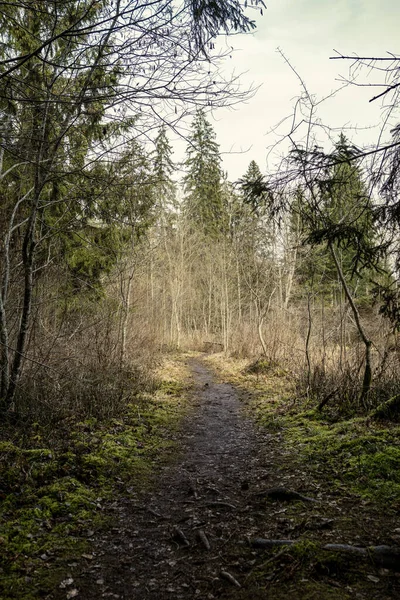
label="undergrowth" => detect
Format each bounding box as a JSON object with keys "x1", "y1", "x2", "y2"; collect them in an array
[
  {"x1": 253, "y1": 393, "x2": 400, "y2": 506},
  {"x1": 205, "y1": 352, "x2": 400, "y2": 507},
  {"x1": 281, "y1": 411, "x2": 400, "y2": 506},
  {"x1": 0, "y1": 357, "x2": 190, "y2": 600}
]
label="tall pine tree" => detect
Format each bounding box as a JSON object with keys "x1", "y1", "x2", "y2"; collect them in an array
[
  {"x1": 183, "y1": 110, "x2": 224, "y2": 235},
  {"x1": 152, "y1": 124, "x2": 176, "y2": 219},
  {"x1": 293, "y1": 135, "x2": 377, "y2": 301}
]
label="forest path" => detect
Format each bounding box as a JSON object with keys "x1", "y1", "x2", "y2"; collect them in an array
[
  {"x1": 58, "y1": 358, "x2": 273, "y2": 599},
  {"x1": 55, "y1": 358, "x2": 399, "y2": 600}
]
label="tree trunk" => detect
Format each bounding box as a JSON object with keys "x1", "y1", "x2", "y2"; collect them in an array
[
  {"x1": 329, "y1": 242, "x2": 372, "y2": 404},
  {"x1": 257, "y1": 313, "x2": 268, "y2": 357},
  {"x1": 305, "y1": 293, "x2": 313, "y2": 393},
  {"x1": 5, "y1": 210, "x2": 37, "y2": 407}
]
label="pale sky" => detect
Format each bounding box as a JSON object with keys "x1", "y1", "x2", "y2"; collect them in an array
[{"x1": 198, "y1": 0, "x2": 400, "y2": 180}]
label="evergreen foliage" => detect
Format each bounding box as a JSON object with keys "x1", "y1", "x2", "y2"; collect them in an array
[
  {"x1": 61, "y1": 140, "x2": 155, "y2": 294},
  {"x1": 238, "y1": 159, "x2": 272, "y2": 215},
  {"x1": 293, "y1": 135, "x2": 378, "y2": 301},
  {"x1": 183, "y1": 109, "x2": 224, "y2": 235},
  {"x1": 152, "y1": 125, "x2": 177, "y2": 218},
  {"x1": 0, "y1": 0, "x2": 261, "y2": 408}
]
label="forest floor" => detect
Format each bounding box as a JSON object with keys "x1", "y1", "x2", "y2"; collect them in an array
[{"x1": 2, "y1": 353, "x2": 400, "y2": 599}]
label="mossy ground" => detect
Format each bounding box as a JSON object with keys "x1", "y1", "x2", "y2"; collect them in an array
[
  {"x1": 205, "y1": 353, "x2": 400, "y2": 506},
  {"x1": 0, "y1": 356, "x2": 191, "y2": 600},
  {"x1": 204, "y1": 352, "x2": 400, "y2": 598}
]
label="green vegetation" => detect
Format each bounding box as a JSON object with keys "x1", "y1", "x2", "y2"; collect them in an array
[
  {"x1": 0, "y1": 362, "x2": 190, "y2": 600},
  {"x1": 206, "y1": 354, "x2": 400, "y2": 507},
  {"x1": 0, "y1": 2, "x2": 400, "y2": 598},
  {"x1": 183, "y1": 109, "x2": 225, "y2": 236},
  {"x1": 253, "y1": 384, "x2": 400, "y2": 506},
  {"x1": 284, "y1": 412, "x2": 400, "y2": 503}
]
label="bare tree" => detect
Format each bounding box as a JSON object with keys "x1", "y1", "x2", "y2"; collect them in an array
[{"x1": 0, "y1": 0, "x2": 264, "y2": 411}]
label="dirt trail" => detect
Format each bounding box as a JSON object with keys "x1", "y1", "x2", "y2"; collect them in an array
[
  {"x1": 57, "y1": 359, "x2": 268, "y2": 599},
  {"x1": 54, "y1": 359, "x2": 400, "y2": 600}
]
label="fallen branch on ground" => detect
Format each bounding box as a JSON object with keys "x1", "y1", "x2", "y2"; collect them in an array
[
  {"x1": 197, "y1": 529, "x2": 211, "y2": 550},
  {"x1": 172, "y1": 526, "x2": 190, "y2": 547},
  {"x1": 249, "y1": 539, "x2": 400, "y2": 570},
  {"x1": 370, "y1": 395, "x2": 400, "y2": 421},
  {"x1": 253, "y1": 487, "x2": 318, "y2": 503},
  {"x1": 220, "y1": 570, "x2": 241, "y2": 588},
  {"x1": 204, "y1": 501, "x2": 237, "y2": 509}
]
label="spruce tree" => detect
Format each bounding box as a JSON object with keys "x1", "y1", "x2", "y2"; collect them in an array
[
  {"x1": 183, "y1": 110, "x2": 224, "y2": 235},
  {"x1": 237, "y1": 160, "x2": 275, "y2": 258},
  {"x1": 241, "y1": 160, "x2": 264, "y2": 192},
  {"x1": 294, "y1": 135, "x2": 377, "y2": 301},
  {"x1": 152, "y1": 125, "x2": 176, "y2": 219}
]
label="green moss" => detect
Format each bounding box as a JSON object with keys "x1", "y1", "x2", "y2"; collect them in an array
[
  {"x1": 0, "y1": 441, "x2": 22, "y2": 455},
  {"x1": 159, "y1": 379, "x2": 186, "y2": 395},
  {"x1": 262, "y1": 406, "x2": 400, "y2": 505},
  {"x1": 212, "y1": 357, "x2": 400, "y2": 507},
  {"x1": 0, "y1": 362, "x2": 190, "y2": 599}
]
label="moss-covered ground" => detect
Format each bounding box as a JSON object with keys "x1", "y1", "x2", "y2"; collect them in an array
[
  {"x1": 205, "y1": 353, "x2": 400, "y2": 507},
  {"x1": 0, "y1": 356, "x2": 191, "y2": 600},
  {"x1": 203, "y1": 353, "x2": 400, "y2": 598}
]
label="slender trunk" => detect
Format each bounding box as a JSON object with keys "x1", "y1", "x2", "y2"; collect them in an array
[
  {"x1": 5, "y1": 210, "x2": 37, "y2": 406},
  {"x1": 284, "y1": 245, "x2": 297, "y2": 310},
  {"x1": 0, "y1": 298, "x2": 9, "y2": 403},
  {"x1": 223, "y1": 243, "x2": 229, "y2": 353},
  {"x1": 339, "y1": 282, "x2": 344, "y2": 371},
  {"x1": 321, "y1": 300, "x2": 326, "y2": 373},
  {"x1": 305, "y1": 293, "x2": 312, "y2": 393},
  {"x1": 0, "y1": 146, "x2": 8, "y2": 402},
  {"x1": 256, "y1": 287, "x2": 276, "y2": 358},
  {"x1": 329, "y1": 242, "x2": 372, "y2": 403},
  {"x1": 121, "y1": 266, "x2": 134, "y2": 364},
  {"x1": 208, "y1": 264, "x2": 212, "y2": 334},
  {"x1": 257, "y1": 312, "x2": 268, "y2": 357},
  {"x1": 5, "y1": 83, "x2": 51, "y2": 407},
  {"x1": 236, "y1": 254, "x2": 242, "y2": 325}
]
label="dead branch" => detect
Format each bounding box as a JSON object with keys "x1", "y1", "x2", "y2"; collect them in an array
[
  {"x1": 197, "y1": 529, "x2": 211, "y2": 551},
  {"x1": 220, "y1": 570, "x2": 241, "y2": 588},
  {"x1": 250, "y1": 539, "x2": 400, "y2": 571},
  {"x1": 204, "y1": 501, "x2": 237, "y2": 509},
  {"x1": 172, "y1": 526, "x2": 190, "y2": 547},
  {"x1": 253, "y1": 487, "x2": 318, "y2": 503}
]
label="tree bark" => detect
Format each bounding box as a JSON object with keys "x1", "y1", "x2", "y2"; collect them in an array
[{"x1": 329, "y1": 242, "x2": 372, "y2": 404}]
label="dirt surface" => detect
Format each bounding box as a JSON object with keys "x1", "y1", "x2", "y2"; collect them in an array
[{"x1": 51, "y1": 358, "x2": 400, "y2": 600}]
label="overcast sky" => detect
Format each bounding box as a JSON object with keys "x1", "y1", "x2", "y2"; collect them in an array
[{"x1": 192, "y1": 0, "x2": 400, "y2": 180}]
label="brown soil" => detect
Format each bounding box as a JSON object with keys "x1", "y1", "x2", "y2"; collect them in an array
[{"x1": 52, "y1": 358, "x2": 400, "y2": 600}]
